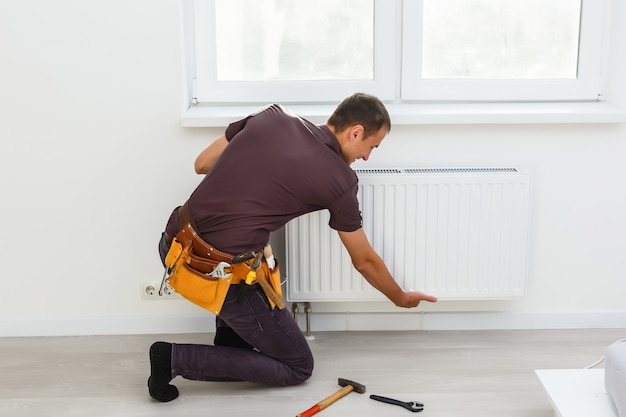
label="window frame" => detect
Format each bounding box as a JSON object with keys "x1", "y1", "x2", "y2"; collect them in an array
[
  {"x1": 190, "y1": 0, "x2": 395, "y2": 104},
  {"x1": 401, "y1": 0, "x2": 609, "y2": 102},
  {"x1": 179, "y1": 0, "x2": 625, "y2": 126}
]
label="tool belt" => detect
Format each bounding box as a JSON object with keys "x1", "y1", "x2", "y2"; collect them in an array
[{"x1": 161, "y1": 201, "x2": 284, "y2": 315}]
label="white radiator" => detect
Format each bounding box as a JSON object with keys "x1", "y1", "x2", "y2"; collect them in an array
[{"x1": 285, "y1": 168, "x2": 531, "y2": 302}]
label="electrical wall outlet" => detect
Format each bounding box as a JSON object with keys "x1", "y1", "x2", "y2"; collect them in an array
[{"x1": 141, "y1": 281, "x2": 180, "y2": 300}]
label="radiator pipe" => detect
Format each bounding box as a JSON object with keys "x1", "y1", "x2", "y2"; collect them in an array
[
  {"x1": 292, "y1": 302, "x2": 315, "y2": 340},
  {"x1": 291, "y1": 303, "x2": 299, "y2": 323},
  {"x1": 304, "y1": 302, "x2": 314, "y2": 340}
]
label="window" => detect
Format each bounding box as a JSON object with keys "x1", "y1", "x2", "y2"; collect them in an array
[
  {"x1": 181, "y1": 0, "x2": 620, "y2": 124},
  {"x1": 402, "y1": 0, "x2": 605, "y2": 101},
  {"x1": 190, "y1": 0, "x2": 394, "y2": 103}
]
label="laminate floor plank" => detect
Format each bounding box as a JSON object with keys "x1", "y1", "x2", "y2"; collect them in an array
[{"x1": 1, "y1": 329, "x2": 622, "y2": 417}]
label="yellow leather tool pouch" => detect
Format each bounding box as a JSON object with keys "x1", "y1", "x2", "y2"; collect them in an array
[
  {"x1": 164, "y1": 238, "x2": 183, "y2": 267},
  {"x1": 164, "y1": 237, "x2": 232, "y2": 315}
]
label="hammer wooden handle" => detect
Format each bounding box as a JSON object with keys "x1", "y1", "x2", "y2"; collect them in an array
[
  {"x1": 295, "y1": 404, "x2": 321, "y2": 417},
  {"x1": 256, "y1": 275, "x2": 285, "y2": 309},
  {"x1": 296, "y1": 385, "x2": 354, "y2": 417}
]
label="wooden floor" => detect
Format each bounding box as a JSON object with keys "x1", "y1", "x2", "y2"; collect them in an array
[{"x1": 1, "y1": 329, "x2": 622, "y2": 417}]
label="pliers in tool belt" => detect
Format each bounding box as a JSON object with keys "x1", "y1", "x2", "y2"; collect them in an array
[{"x1": 235, "y1": 251, "x2": 263, "y2": 303}]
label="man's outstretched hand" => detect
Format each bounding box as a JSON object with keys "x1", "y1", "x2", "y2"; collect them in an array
[{"x1": 395, "y1": 291, "x2": 438, "y2": 308}]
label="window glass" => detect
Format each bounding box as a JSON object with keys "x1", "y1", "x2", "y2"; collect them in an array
[
  {"x1": 401, "y1": 0, "x2": 602, "y2": 101},
  {"x1": 421, "y1": 0, "x2": 581, "y2": 80},
  {"x1": 214, "y1": 0, "x2": 374, "y2": 82}
]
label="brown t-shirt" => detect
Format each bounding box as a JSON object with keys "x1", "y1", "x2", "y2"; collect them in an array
[{"x1": 165, "y1": 104, "x2": 362, "y2": 255}]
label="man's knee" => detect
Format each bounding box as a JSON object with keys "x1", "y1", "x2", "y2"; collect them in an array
[{"x1": 285, "y1": 356, "x2": 314, "y2": 386}]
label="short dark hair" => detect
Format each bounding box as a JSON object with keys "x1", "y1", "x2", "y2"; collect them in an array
[{"x1": 327, "y1": 93, "x2": 391, "y2": 138}]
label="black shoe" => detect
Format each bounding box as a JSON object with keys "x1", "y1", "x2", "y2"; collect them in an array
[{"x1": 148, "y1": 342, "x2": 179, "y2": 402}]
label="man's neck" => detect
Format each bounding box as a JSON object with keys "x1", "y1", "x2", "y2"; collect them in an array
[{"x1": 325, "y1": 123, "x2": 345, "y2": 147}]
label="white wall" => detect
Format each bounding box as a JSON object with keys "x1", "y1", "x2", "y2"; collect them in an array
[{"x1": 1, "y1": 0, "x2": 625, "y2": 336}]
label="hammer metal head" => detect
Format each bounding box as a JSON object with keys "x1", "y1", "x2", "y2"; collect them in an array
[{"x1": 338, "y1": 378, "x2": 366, "y2": 394}]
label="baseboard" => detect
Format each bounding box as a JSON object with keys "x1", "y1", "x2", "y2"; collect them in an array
[
  {"x1": 0, "y1": 316, "x2": 215, "y2": 337},
  {"x1": 302, "y1": 310, "x2": 626, "y2": 332},
  {"x1": 1, "y1": 310, "x2": 625, "y2": 337}
]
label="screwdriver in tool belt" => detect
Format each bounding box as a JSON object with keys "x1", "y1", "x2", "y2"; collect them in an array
[
  {"x1": 263, "y1": 244, "x2": 276, "y2": 270},
  {"x1": 236, "y1": 251, "x2": 263, "y2": 303}
]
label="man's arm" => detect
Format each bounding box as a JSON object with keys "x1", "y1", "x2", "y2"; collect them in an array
[
  {"x1": 194, "y1": 135, "x2": 229, "y2": 174},
  {"x1": 338, "y1": 228, "x2": 438, "y2": 308}
]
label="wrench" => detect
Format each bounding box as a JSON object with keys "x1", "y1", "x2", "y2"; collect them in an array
[
  {"x1": 209, "y1": 261, "x2": 232, "y2": 279},
  {"x1": 370, "y1": 395, "x2": 424, "y2": 412}
]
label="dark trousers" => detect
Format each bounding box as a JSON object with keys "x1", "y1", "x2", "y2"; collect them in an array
[{"x1": 158, "y1": 233, "x2": 314, "y2": 385}]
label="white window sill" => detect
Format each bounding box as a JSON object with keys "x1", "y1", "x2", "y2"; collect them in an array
[{"x1": 181, "y1": 101, "x2": 626, "y2": 128}]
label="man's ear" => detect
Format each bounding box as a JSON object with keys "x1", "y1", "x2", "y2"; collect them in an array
[{"x1": 349, "y1": 124, "x2": 364, "y2": 141}]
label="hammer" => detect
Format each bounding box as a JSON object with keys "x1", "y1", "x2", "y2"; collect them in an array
[{"x1": 296, "y1": 378, "x2": 366, "y2": 417}]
